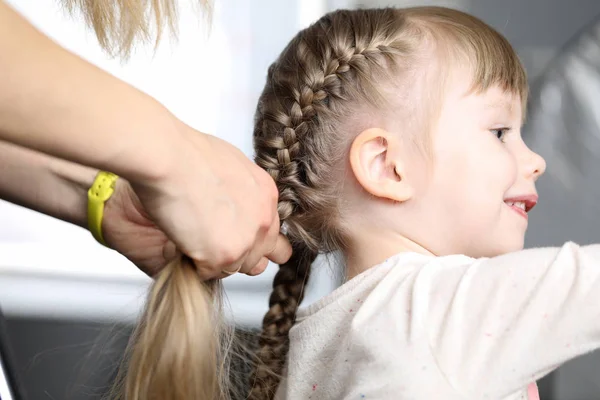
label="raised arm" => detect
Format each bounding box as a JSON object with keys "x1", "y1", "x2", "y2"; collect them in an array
[{"x1": 424, "y1": 243, "x2": 600, "y2": 398}]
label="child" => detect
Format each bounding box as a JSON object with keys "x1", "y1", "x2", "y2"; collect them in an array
[
  {"x1": 112, "y1": 6, "x2": 599, "y2": 400},
  {"x1": 247, "y1": 6, "x2": 600, "y2": 400}
]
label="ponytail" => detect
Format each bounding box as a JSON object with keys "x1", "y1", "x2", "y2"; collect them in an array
[{"x1": 109, "y1": 256, "x2": 230, "y2": 400}]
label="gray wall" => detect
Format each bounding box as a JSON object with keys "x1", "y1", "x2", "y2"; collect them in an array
[{"x1": 335, "y1": 0, "x2": 600, "y2": 80}]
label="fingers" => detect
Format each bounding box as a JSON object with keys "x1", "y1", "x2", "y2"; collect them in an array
[
  {"x1": 219, "y1": 261, "x2": 244, "y2": 279},
  {"x1": 248, "y1": 257, "x2": 270, "y2": 276},
  {"x1": 238, "y1": 215, "x2": 280, "y2": 275},
  {"x1": 196, "y1": 256, "x2": 245, "y2": 281},
  {"x1": 202, "y1": 228, "x2": 291, "y2": 280},
  {"x1": 213, "y1": 256, "x2": 268, "y2": 280},
  {"x1": 238, "y1": 233, "x2": 291, "y2": 278},
  {"x1": 189, "y1": 235, "x2": 290, "y2": 280},
  {"x1": 187, "y1": 210, "x2": 291, "y2": 280},
  {"x1": 257, "y1": 169, "x2": 292, "y2": 264},
  {"x1": 186, "y1": 160, "x2": 289, "y2": 281},
  {"x1": 266, "y1": 233, "x2": 292, "y2": 264}
]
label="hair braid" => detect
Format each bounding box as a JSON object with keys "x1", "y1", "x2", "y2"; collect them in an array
[
  {"x1": 248, "y1": 9, "x2": 416, "y2": 400},
  {"x1": 248, "y1": 245, "x2": 317, "y2": 399}
]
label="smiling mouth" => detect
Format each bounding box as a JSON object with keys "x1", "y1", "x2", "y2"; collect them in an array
[{"x1": 504, "y1": 196, "x2": 538, "y2": 220}]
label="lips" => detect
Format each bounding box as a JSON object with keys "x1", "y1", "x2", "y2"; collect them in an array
[{"x1": 504, "y1": 194, "x2": 538, "y2": 220}]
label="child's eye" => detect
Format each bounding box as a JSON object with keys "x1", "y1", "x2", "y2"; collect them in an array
[{"x1": 491, "y1": 128, "x2": 509, "y2": 142}]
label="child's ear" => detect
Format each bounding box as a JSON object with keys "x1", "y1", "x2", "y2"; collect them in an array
[{"x1": 349, "y1": 128, "x2": 414, "y2": 202}]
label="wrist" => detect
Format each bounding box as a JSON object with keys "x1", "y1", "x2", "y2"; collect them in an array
[
  {"x1": 0, "y1": 141, "x2": 97, "y2": 229},
  {"x1": 128, "y1": 118, "x2": 206, "y2": 193},
  {"x1": 113, "y1": 108, "x2": 190, "y2": 184},
  {"x1": 47, "y1": 156, "x2": 98, "y2": 229}
]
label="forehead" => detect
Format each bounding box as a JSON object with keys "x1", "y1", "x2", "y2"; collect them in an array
[
  {"x1": 474, "y1": 88, "x2": 521, "y2": 117},
  {"x1": 443, "y1": 76, "x2": 523, "y2": 121}
]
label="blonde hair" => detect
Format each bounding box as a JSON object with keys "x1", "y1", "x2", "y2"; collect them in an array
[
  {"x1": 62, "y1": 0, "x2": 210, "y2": 59},
  {"x1": 109, "y1": 6, "x2": 527, "y2": 400},
  {"x1": 108, "y1": 256, "x2": 233, "y2": 400}
]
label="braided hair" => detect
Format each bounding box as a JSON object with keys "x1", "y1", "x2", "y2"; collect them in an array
[
  {"x1": 248, "y1": 5, "x2": 527, "y2": 398},
  {"x1": 248, "y1": 8, "x2": 419, "y2": 399}
]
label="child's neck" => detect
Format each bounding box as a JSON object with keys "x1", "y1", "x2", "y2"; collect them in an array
[{"x1": 345, "y1": 228, "x2": 435, "y2": 280}]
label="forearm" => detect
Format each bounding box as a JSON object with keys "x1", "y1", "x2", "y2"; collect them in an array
[
  {"x1": 0, "y1": 140, "x2": 96, "y2": 229},
  {"x1": 0, "y1": 1, "x2": 185, "y2": 185}
]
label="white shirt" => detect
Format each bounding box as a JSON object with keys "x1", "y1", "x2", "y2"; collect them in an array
[{"x1": 276, "y1": 242, "x2": 600, "y2": 399}]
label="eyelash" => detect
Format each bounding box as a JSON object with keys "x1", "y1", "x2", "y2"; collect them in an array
[{"x1": 491, "y1": 127, "x2": 510, "y2": 143}]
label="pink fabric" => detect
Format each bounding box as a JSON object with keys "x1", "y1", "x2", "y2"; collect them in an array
[{"x1": 527, "y1": 382, "x2": 540, "y2": 400}]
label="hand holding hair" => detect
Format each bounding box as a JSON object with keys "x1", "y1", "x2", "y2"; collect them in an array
[
  {"x1": 103, "y1": 129, "x2": 293, "y2": 279},
  {"x1": 0, "y1": 0, "x2": 292, "y2": 279}
]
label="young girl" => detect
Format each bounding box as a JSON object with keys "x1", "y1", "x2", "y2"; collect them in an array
[
  {"x1": 114, "y1": 6, "x2": 600, "y2": 400},
  {"x1": 247, "y1": 6, "x2": 599, "y2": 400}
]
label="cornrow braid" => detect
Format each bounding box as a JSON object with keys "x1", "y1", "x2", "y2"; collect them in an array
[{"x1": 249, "y1": 8, "x2": 416, "y2": 400}]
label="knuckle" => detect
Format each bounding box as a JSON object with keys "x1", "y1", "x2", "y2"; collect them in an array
[
  {"x1": 258, "y1": 170, "x2": 278, "y2": 198},
  {"x1": 270, "y1": 180, "x2": 279, "y2": 199},
  {"x1": 260, "y1": 212, "x2": 273, "y2": 231},
  {"x1": 257, "y1": 258, "x2": 269, "y2": 272},
  {"x1": 249, "y1": 258, "x2": 269, "y2": 276},
  {"x1": 216, "y1": 244, "x2": 244, "y2": 266}
]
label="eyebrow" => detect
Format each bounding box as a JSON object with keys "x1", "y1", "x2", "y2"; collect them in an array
[{"x1": 483, "y1": 98, "x2": 525, "y2": 125}]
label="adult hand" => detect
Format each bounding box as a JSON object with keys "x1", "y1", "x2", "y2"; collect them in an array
[
  {"x1": 102, "y1": 178, "x2": 177, "y2": 277},
  {"x1": 0, "y1": 1, "x2": 291, "y2": 280},
  {"x1": 127, "y1": 126, "x2": 292, "y2": 280}
]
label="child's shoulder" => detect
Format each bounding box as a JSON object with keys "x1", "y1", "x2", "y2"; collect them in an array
[
  {"x1": 296, "y1": 251, "x2": 465, "y2": 320},
  {"x1": 296, "y1": 241, "x2": 593, "y2": 322}
]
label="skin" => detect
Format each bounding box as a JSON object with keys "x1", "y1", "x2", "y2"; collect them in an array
[
  {"x1": 0, "y1": 0, "x2": 292, "y2": 279},
  {"x1": 0, "y1": 140, "x2": 285, "y2": 278},
  {"x1": 346, "y1": 77, "x2": 546, "y2": 278}
]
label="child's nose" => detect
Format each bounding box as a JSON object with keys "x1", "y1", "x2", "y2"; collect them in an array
[{"x1": 523, "y1": 145, "x2": 546, "y2": 181}]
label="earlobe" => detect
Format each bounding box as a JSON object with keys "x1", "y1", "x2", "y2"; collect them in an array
[{"x1": 349, "y1": 128, "x2": 414, "y2": 203}]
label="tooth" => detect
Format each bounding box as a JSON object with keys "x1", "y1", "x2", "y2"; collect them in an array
[{"x1": 506, "y1": 201, "x2": 526, "y2": 210}]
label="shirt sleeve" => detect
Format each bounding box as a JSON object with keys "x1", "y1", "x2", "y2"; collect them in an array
[{"x1": 421, "y1": 242, "x2": 600, "y2": 399}]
